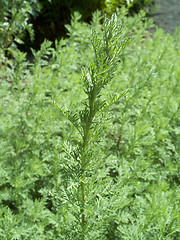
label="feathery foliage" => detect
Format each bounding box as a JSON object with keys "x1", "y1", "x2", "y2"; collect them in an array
[{"x1": 0, "y1": 8, "x2": 179, "y2": 239}]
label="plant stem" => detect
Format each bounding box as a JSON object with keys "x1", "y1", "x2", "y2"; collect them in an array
[
  {"x1": 81, "y1": 181, "x2": 85, "y2": 240},
  {"x1": 80, "y1": 85, "x2": 97, "y2": 239}
]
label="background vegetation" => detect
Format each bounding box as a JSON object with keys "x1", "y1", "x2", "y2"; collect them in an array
[
  {"x1": 0, "y1": 1, "x2": 179, "y2": 240},
  {"x1": 0, "y1": 0, "x2": 155, "y2": 51}
]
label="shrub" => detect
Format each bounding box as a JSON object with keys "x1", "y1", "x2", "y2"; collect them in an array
[
  {"x1": 0, "y1": 0, "x2": 40, "y2": 49},
  {"x1": 0, "y1": 8, "x2": 179, "y2": 239}
]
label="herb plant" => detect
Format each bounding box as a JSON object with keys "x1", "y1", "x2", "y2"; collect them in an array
[
  {"x1": 54, "y1": 13, "x2": 129, "y2": 239},
  {"x1": 0, "y1": 8, "x2": 179, "y2": 240}
]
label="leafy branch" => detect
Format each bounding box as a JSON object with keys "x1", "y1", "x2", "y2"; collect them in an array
[{"x1": 54, "y1": 13, "x2": 129, "y2": 239}]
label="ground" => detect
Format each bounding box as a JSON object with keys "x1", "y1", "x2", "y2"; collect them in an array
[{"x1": 151, "y1": 0, "x2": 180, "y2": 34}]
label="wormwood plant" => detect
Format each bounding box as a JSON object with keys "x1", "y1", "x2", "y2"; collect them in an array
[
  {"x1": 0, "y1": 8, "x2": 179, "y2": 239},
  {"x1": 54, "y1": 14, "x2": 129, "y2": 239}
]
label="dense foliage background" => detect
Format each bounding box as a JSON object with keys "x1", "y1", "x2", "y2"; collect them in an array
[
  {"x1": 0, "y1": 0, "x2": 155, "y2": 50},
  {"x1": 0, "y1": 1, "x2": 179, "y2": 239}
]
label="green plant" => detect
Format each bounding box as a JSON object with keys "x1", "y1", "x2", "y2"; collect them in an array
[
  {"x1": 104, "y1": 0, "x2": 130, "y2": 15},
  {"x1": 0, "y1": 8, "x2": 179, "y2": 240},
  {"x1": 54, "y1": 13, "x2": 129, "y2": 239},
  {"x1": 0, "y1": 0, "x2": 41, "y2": 66},
  {"x1": 104, "y1": 0, "x2": 155, "y2": 15}
]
